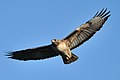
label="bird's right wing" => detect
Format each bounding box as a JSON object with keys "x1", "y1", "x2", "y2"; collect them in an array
[
  {"x1": 64, "y1": 8, "x2": 111, "y2": 50},
  {"x1": 7, "y1": 44, "x2": 59, "y2": 61}
]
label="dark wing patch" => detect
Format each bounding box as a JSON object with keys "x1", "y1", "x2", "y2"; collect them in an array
[
  {"x1": 64, "y1": 8, "x2": 111, "y2": 50},
  {"x1": 7, "y1": 44, "x2": 59, "y2": 61}
]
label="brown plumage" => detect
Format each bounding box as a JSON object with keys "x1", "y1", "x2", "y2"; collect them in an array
[{"x1": 7, "y1": 8, "x2": 111, "y2": 64}]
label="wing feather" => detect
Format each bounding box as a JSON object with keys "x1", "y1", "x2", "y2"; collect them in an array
[
  {"x1": 64, "y1": 8, "x2": 111, "y2": 50},
  {"x1": 7, "y1": 44, "x2": 59, "y2": 61}
]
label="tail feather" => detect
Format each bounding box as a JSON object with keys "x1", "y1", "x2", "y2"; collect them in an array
[{"x1": 62, "y1": 53, "x2": 78, "y2": 64}]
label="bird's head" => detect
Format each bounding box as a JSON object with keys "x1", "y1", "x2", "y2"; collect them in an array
[{"x1": 51, "y1": 39, "x2": 60, "y2": 46}]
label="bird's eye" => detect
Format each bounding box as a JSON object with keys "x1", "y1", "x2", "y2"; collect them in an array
[{"x1": 53, "y1": 39, "x2": 56, "y2": 41}]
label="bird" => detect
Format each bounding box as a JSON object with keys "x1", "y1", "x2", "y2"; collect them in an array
[{"x1": 7, "y1": 8, "x2": 111, "y2": 64}]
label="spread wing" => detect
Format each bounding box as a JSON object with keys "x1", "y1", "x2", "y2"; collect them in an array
[
  {"x1": 7, "y1": 44, "x2": 59, "y2": 61},
  {"x1": 64, "y1": 8, "x2": 111, "y2": 50}
]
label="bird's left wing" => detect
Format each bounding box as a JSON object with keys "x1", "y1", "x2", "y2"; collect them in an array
[
  {"x1": 64, "y1": 8, "x2": 111, "y2": 50},
  {"x1": 7, "y1": 44, "x2": 59, "y2": 61}
]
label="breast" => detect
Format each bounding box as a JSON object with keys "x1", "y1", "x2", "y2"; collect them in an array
[{"x1": 57, "y1": 42, "x2": 68, "y2": 51}]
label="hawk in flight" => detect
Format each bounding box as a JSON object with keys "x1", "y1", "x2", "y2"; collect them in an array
[{"x1": 7, "y1": 8, "x2": 111, "y2": 64}]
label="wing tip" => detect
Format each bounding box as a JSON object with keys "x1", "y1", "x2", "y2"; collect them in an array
[
  {"x1": 5, "y1": 51, "x2": 27, "y2": 61},
  {"x1": 93, "y1": 8, "x2": 111, "y2": 18},
  {"x1": 5, "y1": 51, "x2": 14, "y2": 59}
]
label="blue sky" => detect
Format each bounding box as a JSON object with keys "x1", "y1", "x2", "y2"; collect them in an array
[{"x1": 0, "y1": 0, "x2": 120, "y2": 80}]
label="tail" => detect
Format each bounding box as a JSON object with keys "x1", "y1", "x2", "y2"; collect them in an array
[{"x1": 62, "y1": 53, "x2": 78, "y2": 64}]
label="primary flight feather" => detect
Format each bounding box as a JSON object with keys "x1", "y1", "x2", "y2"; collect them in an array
[{"x1": 7, "y1": 8, "x2": 111, "y2": 64}]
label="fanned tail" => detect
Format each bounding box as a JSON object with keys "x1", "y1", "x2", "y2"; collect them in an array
[{"x1": 62, "y1": 53, "x2": 78, "y2": 64}]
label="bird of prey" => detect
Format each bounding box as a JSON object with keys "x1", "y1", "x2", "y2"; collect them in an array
[{"x1": 7, "y1": 8, "x2": 111, "y2": 64}]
